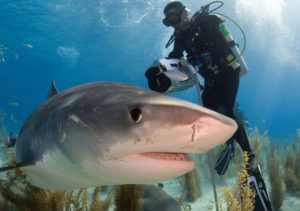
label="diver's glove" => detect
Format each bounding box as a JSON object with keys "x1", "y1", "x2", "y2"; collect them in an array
[
  {"x1": 179, "y1": 58, "x2": 198, "y2": 78},
  {"x1": 179, "y1": 58, "x2": 190, "y2": 68},
  {"x1": 214, "y1": 139, "x2": 235, "y2": 175}
]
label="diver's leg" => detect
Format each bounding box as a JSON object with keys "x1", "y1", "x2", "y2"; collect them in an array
[
  {"x1": 234, "y1": 118, "x2": 272, "y2": 210},
  {"x1": 214, "y1": 70, "x2": 239, "y2": 175},
  {"x1": 216, "y1": 122, "x2": 272, "y2": 210},
  {"x1": 214, "y1": 137, "x2": 235, "y2": 175},
  {"x1": 235, "y1": 122, "x2": 252, "y2": 152},
  {"x1": 212, "y1": 69, "x2": 272, "y2": 210},
  {"x1": 248, "y1": 153, "x2": 273, "y2": 211},
  {"x1": 202, "y1": 77, "x2": 237, "y2": 175}
]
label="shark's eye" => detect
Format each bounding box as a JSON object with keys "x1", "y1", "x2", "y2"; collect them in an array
[{"x1": 130, "y1": 108, "x2": 143, "y2": 123}]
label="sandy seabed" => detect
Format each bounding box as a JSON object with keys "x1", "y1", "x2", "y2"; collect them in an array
[{"x1": 161, "y1": 177, "x2": 300, "y2": 211}]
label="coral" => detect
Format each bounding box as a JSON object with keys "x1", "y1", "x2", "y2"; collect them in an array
[
  {"x1": 114, "y1": 185, "x2": 143, "y2": 211},
  {"x1": 267, "y1": 145, "x2": 284, "y2": 210},
  {"x1": 283, "y1": 140, "x2": 300, "y2": 197},
  {"x1": 220, "y1": 152, "x2": 256, "y2": 211}
]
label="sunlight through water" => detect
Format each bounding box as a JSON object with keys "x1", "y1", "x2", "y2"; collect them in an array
[{"x1": 235, "y1": 0, "x2": 299, "y2": 70}]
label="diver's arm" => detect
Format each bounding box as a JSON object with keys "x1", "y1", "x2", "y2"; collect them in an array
[
  {"x1": 167, "y1": 31, "x2": 184, "y2": 59},
  {"x1": 168, "y1": 47, "x2": 183, "y2": 59}
]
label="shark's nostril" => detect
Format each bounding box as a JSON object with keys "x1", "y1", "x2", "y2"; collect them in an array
[{"x1": 130, "y1": 108, "x2": 143, "y2": 123}]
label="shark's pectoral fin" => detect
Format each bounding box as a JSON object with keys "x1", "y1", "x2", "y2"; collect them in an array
[{"x1": 0, "y1": 161, "x2": 34, "y2": 172}]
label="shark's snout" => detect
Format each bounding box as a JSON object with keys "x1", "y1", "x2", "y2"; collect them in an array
[{"x1": 133, "y1": 95, "x2": 238, "y2": 152}]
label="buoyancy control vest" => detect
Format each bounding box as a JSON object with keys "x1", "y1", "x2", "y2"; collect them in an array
[
  {"x1": 189, "y1": 11, "x2": 248, "y2": 76},
  {"x1": 167, "y1": 8, "x2": 248, "y2": 77}
]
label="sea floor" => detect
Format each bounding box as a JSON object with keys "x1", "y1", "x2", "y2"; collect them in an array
[{"x1": 159, "y1": 177, "x2": 300, "y2": 211}]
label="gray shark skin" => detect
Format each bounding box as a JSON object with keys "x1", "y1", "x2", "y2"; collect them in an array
[
  {"x1": 140, "y1": 185, "x2": 181, "y2": 211},
  {"x1": 16, "y1": 82, "x2": 237, "y2": 189}
]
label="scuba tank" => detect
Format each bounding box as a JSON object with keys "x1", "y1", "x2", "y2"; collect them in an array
[
  {"x1": 197, "y1": 1, "x2": 249, "y2": 76},
  {"x1": 145, "y1": 58, "x2": 196, "y2": 94},
  {"x1": 219, "y1": 22, "x2": 249, "y2": 76}
]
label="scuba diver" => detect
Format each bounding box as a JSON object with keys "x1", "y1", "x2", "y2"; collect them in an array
[{"x1": 159, "y1": 1, "x2": 272, "y2": 210}]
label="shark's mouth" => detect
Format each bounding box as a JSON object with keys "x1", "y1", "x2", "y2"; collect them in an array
[{"x1": 140, "y1": 152, "x2": 192, "y2": 161}]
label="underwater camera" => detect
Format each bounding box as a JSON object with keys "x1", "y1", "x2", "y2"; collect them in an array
[{"x1": 145, "y1": 58, "x2": 196, "y2": 94}]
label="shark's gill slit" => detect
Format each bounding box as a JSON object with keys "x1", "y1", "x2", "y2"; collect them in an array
[{"x1": 130, "y1": 108, "x2": 143, "y2": 123}]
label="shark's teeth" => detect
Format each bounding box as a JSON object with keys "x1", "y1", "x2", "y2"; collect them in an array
[{"x1": 140, "y1": 152, "x2": 192, "y2": 161}]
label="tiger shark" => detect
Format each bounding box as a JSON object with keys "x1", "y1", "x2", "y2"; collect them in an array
[{"x1": 4, "y1": 82, "x2": 237, "y2": 189}]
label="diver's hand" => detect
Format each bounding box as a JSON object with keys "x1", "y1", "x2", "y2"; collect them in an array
[{"x1": 179, "y1": 58, "x2": 189, "y2": 67}]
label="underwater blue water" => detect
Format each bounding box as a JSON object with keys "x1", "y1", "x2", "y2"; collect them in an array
[{"x1": 0, "y1": 0, "x2": 299, "y2": 141}]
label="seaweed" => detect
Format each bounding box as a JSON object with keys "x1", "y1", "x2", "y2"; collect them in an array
[
  {"x1": 0, "y1": 160, "x2": 113, "y2": 211},
  {"x1": 175, "y1": 155, "x2": 202, "y2": 206},
  {"x1": 296, "y1": 128, "x2": 300, "y2": 140},
  {"x1": 267, "y1": 145, "x2": 284, "y2": 210},
  {"x1": 88, "y1": 186, "x2": 114, "y2": 211},
  {"x1": 248, "y1": 128, "x2": 269, "y2": 170},
  {"x1": 89, "y1": 187, "x2": 101, "y2": 211},
  {"x1": 0, "y1": 167, "x2": 64, "y2": 211},
  {"x1": 71, "y1": 188, "x2": 89, "y2": 210},
  {"x1": 0, "y1": 115, "x2": 7, "y2": 149},
  {"x1": 283, "y1": 140, "x2": 300, "y2": 198},
  {"x1": 213, "y1": 128, "x2": 269, "y2": 181},
  {"x1": 183, "y1": 155, "x2": 202, "y2": 202},
  {"x1": 114, "y1": 185, "x2": 143, "y2": 211},
  {"x1": 220, "y1": 152, "x2": 256, "y2": 211},
  {"x1": 219, "y1": 143, "x2": 243, "y2": 180}
]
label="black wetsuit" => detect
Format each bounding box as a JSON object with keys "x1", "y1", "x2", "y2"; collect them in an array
[
  {"x1": 168, "y1": 13, "x2": 273, "y2": 211},
  {"x1": 168, "y1": 13, "x2": 252, "y2": 153}
]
